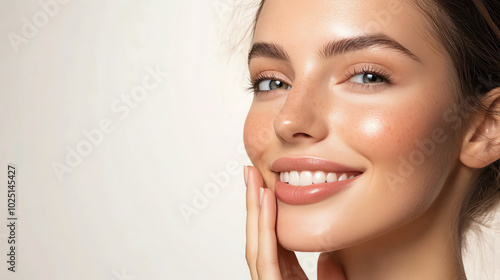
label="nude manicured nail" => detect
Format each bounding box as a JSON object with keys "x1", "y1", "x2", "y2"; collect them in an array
[{"x1": 244, "y1": 165, "x2": 249, "y2": 186}]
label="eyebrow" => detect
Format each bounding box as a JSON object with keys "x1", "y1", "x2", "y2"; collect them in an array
[
  {"x1": 248, "y1": 34, "x2": 421, "y2": 64},
  {"x1": 248, "y1": 42, "x2": 290, "y2": 62}
]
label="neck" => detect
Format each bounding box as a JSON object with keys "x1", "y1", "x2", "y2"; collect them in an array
[{"x1": 332, "y1": 219, "x2": 466, "y2": 280}]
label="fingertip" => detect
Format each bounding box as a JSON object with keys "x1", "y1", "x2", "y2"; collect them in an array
[
  {"x1": 244, "y1": 165, "x2": 249, "y2": 186},
  {"x1": 248, "y1": 166, "x2": 265, "y2": 188}
]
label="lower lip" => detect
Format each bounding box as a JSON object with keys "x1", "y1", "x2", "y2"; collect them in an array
[{"x1": 274, "y1": 175, "x2": 360, "y2": 205}]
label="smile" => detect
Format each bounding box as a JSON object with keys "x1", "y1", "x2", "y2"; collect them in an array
[
  {"x1": 279, "y1": 171, "x2": 360, "y2": 187},
  {"x1": 271, "y1": 157, "x2": 364, "y2": 205}
]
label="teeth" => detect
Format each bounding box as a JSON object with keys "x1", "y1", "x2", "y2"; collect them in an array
[
  {"x1": 280, "y1": 171, "x2": 357, "y2": 186},
  {"x1": 312, "y1": 171, "x2": 326, "y2": 184},
  {"x1": 338, "y1": 173, "x2": 348, "y2": 181},
  {"x1": 289, "y1": 171, "x2": 300, "y2": 186},
  {"x1": 326, "y1": 173, "x2": 337, "y2": 183},
  {"x1": 299, "y1": 171, "x2": 313, "y2": 186}
]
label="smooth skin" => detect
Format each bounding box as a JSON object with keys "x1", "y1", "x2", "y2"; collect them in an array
[
  {"x1": 245, "y1": 165, "x2": 346, "y2": 279},
  {"x1": 243, "y1": 0, "x2": 500, "y2": 279}
]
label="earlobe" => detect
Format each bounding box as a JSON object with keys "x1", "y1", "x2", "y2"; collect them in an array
[{"x1": 460, "y1": 88, "x2": 500, "y2": 168}]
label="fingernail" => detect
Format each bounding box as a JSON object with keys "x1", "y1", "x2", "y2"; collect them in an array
[{"x1": 244, "y1": 165, "x2": 249, "y2": 186}]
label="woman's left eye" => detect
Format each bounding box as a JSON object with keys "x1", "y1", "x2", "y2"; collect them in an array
[
  {"x1": 257, "y1": 79, "x2": 292, "y2": 91},
  {"x1": 349, "y1": 73, "x2": 386, "y2": 84}
]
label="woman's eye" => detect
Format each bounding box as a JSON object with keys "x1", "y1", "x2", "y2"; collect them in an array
[
  {"x1": 349, "y1": 73, "x2": 385, "y2": 84},
  {"x1": 257, "y1": 79, "x2": 291, "y2": 91}
]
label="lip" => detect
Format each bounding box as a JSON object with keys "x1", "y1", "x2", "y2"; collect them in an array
[
  {"x1": 271, "y1": 156, "x2": 363, "y2": 173},
  {"x1": 271, "y1": 157, "x2": 363, "y2": 205}
]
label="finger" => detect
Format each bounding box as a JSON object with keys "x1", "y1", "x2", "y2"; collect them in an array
[
  {"x1": 276, "y1": 244, "x2": 308, "y2": 280},
  {"x1": 245, "y1": 166, "x2": 264, "y2": 279},
  {"x1": 257, "y1": 188, "x2": 282, "y2": 279}
]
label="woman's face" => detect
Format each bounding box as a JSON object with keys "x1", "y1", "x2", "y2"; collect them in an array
[{"x1": 244, "y1": 0, "x2": 465, "y2": 252}]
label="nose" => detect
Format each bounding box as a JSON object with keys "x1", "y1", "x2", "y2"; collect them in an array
[{"x1": 273, "y1": 85, "x2": 329, "y2": 144}]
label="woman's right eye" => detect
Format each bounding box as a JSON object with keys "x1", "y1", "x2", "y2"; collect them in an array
[{"x1": 257, "y1": 79, "x2": 292, "y2": 91}]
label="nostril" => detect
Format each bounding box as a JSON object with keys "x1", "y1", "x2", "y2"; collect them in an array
[{"x1": 292, "y1": 132, "x2": 313, "y2": 138}]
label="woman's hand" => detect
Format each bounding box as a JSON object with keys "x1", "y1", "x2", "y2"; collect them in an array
[
  {"x1": 244, "y1": 166, "x2": 308, "y2": 279},
  {"x1": 244, "y1": 165, "x2": 347, "y2": 280}
]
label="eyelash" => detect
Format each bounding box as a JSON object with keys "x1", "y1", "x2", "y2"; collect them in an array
[
  {"x1": 247, "y1": 73, "x2": 288, "y2": 95},
  {"x1": 248, "y1": 65, "x2": 394, "y2": 94},
  {"x1": 344, "y1": 65, "x2": 394, "y2": 89}
]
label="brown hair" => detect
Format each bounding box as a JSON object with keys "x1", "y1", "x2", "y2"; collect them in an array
[
  {"x1": 251, "y1": 0, "x2": 500, "y2": 242},
  {"x1": 411, "y1": 0, "x2": 500, "y2": 243}
]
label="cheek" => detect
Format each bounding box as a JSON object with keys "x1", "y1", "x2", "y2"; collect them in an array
[
  {"x1": 360, "y1": 115, "x2": 386, "y2": 139},
  {"x1": 243, "y1": 104, "x2": 275, "y2": 166},
  {"x1": 346, "y1": 100, "x2": 460, "y2": 218},
  {"x1": 352, "y1": 109, "x2": 429, "y2": 154},
  {"x1": 348, "y1": 102, "x2": 455, "y2": 172}
]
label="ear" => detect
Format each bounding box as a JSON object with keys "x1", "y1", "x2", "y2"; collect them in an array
[{"x1": 461, "y1": 88, "x2": 500, "y2": 168}]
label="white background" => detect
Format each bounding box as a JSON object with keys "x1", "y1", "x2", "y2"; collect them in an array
[{"x1": 0, "y1": 0, "x2": 499, "y2": 279}]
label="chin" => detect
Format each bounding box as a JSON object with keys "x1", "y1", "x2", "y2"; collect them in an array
[
  {"x1": 275, "y1": 201, "x2": 353, "y2": 252},
  {"x1": 276, "y1": 222, "x2": 349, "y2": 252},
  {"x1": 273, "y1": 194, "x2": 416, "y2": 253}
]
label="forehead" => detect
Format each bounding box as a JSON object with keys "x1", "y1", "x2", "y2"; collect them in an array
[{"x1": 253, "y1": 0, "x2": 442, "y2": 64}]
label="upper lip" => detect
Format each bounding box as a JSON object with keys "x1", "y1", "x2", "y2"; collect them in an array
[{"x1": 270, "y1": 156, "x2": 364, "y2": 173}]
